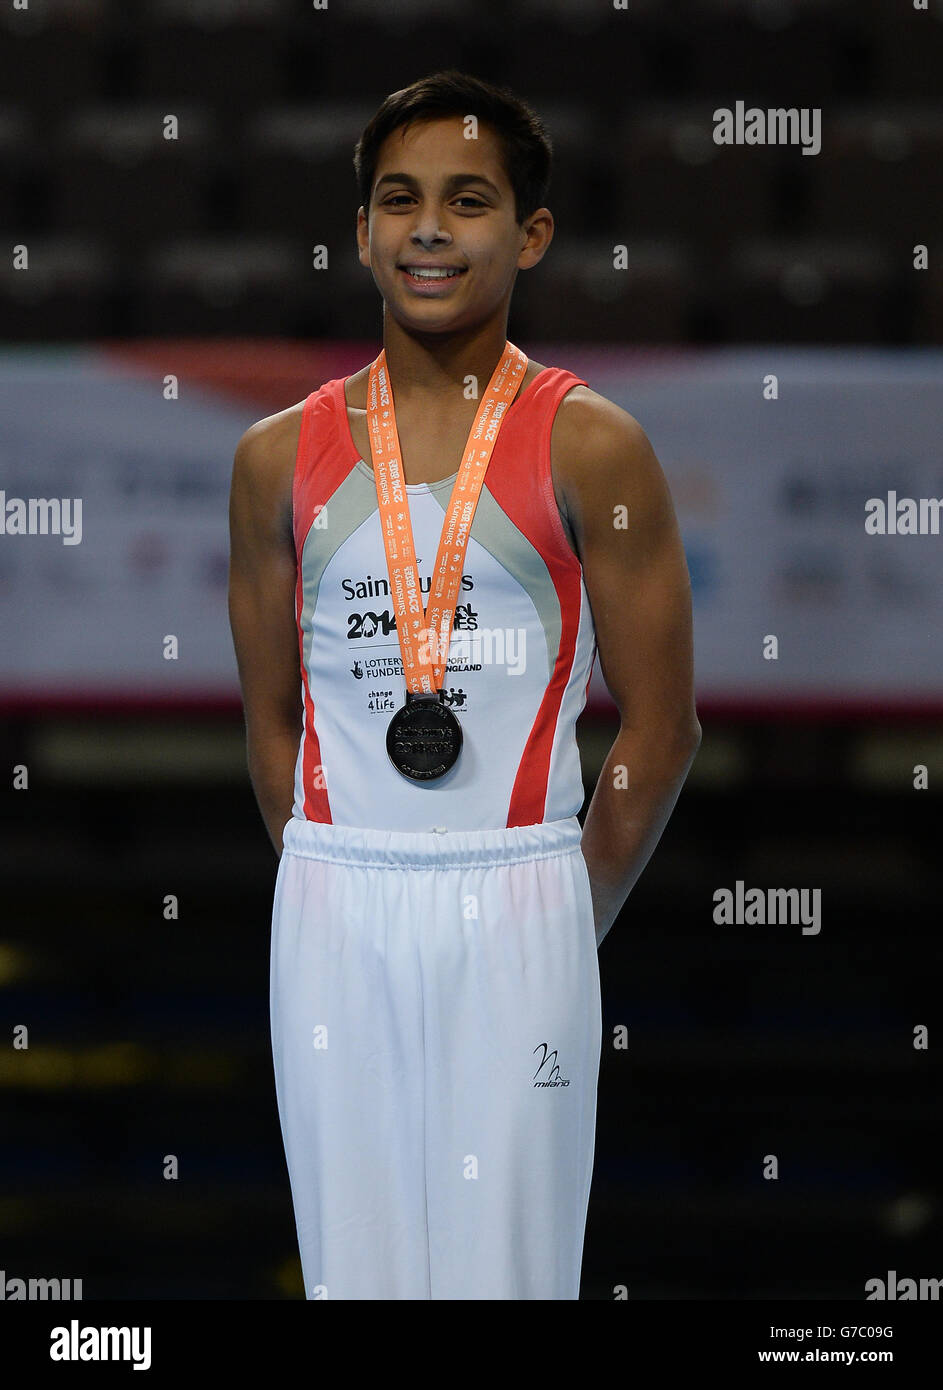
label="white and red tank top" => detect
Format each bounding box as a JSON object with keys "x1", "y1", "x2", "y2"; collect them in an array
[{"x1": 290, "y1": 363, "x2": 597, "y2": 830}]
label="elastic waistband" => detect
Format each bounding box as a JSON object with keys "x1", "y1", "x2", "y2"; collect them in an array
[{"x1": 280, "y1": 815, "x2": 584, "y2": 870}]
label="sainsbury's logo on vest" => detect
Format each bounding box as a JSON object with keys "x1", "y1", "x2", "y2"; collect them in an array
[{"x1": 341, "y1": 570, "x2": 475, "y2": 600}]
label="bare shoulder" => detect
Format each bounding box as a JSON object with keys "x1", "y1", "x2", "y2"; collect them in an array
[
  {"x1": 233, "y1": 399, "x2": 306, "y2": 482},
  {"x1": 231, "y1": 399, "x2": 307, "y2": 536},
  {"x1": 551, "y1": 384, "x2": 674, "y2": 548},
  {"x1": 552, "y1": 384, "x2": 659, "y2": 482}
]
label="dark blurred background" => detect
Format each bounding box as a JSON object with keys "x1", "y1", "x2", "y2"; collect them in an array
[{"x1": 0, "y1": 0, "x2": 940, "y2": 1300}]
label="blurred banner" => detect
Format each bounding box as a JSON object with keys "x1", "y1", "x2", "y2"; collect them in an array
[{"x1": 1, "y1": 340, "x2": 941, "y2": 714}]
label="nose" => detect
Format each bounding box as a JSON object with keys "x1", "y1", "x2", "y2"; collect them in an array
[{"x1": 409, "y1": 211, "x2": 452, "y2": 248}]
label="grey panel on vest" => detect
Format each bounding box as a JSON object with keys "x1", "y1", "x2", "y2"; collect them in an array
[
  {"x1": 427, "y1": 481, "x2": 561, "y2": 676},
  {"x1": 297, "y1": 468, "x2": 384, "y2": 674}
]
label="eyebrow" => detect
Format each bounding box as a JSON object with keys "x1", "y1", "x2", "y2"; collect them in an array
[{"x1": 374, "y1": 172, "x2": 502, "y2": 198}]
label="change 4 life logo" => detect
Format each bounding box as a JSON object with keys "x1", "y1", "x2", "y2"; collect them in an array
[
  {"x1": 350, "y1": 666, "x2": 470, "y2": 714},
  {"x1": 533, "y1": 1043, "x2": 569, "y2": 1087}
]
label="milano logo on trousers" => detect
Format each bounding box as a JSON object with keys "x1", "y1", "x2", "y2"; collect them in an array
[{"x1": 533, "y1": 1043, "x2": 570, "y2": 1087}]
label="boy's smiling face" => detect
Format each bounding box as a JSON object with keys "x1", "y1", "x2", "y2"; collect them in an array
[{"x1": 356, "y1": 116, "x2": 552, "y2": 335}]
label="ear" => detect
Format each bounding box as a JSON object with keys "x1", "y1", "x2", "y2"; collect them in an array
[{"x1": 356, "y1": 206, "x2": 370, "y2": 265}]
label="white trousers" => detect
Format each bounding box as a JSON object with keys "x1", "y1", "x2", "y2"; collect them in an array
[{"x1": 269, "y1": 814, "x2": 602, "y2": 1300}]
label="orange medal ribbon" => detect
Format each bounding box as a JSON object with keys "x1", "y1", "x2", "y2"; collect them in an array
[{"x1": 366, "y1": 340, "x2": 528, "y2": 696}]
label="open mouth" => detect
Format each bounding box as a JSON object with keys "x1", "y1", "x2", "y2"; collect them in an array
[
  {"x1": 399, "y1": 265, "x2": 465, "y2": 279},
  {"x1": 398, "y1": 264, "x2": 467, "y2": 289}
]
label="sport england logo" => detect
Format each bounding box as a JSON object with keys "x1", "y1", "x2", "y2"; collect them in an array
[{"x1": 533, "y1": 1042, "x2": 570, "y2": 1088}]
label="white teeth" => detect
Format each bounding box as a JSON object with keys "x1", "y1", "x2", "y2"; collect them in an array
[{"x1": 405, "y1": 267, "x2": 461, "y2": 279}]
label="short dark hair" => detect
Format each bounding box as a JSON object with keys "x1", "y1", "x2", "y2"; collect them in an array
[{"x1": 353, "y1": 70, "x2": 552, "y2": 226}]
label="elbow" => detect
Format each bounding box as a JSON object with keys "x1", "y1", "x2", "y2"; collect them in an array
[
  {"x1": 674, "y1": 721, "x2": 702, "y2": 773},
  {"x1": 618, "y1": 711, "x2": 702, "y2": 764},
  {"x1": 681, "y1": 715, "x2": 702, "y2": 761}
]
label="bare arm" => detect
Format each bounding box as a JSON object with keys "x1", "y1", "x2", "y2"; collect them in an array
[
  {"x1": 553, "y1": 391, "x2": 701, "y2": 947},
  {"x1": 227, "y1": 410, "x2": 303, "y2": 858}
]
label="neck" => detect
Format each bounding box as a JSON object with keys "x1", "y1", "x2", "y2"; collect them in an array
[{"x1": 380, "y1": 315, "x2": 511, "y2": 406}]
